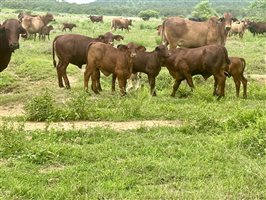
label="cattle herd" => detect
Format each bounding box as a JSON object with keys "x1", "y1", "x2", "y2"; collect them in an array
[{"x1": 0, "y1": 12, "x2": 266, "y2": 99}]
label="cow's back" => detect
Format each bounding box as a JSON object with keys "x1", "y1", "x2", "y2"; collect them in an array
[
  {"x1": 55, "y1": 34, "x2": 93, "y2": 66},
  {"x1": 22, "y1": 16, "x2": 44, "y2": 33}
]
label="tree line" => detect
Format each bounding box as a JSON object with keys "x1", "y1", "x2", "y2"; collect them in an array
[{"x1": 1, "y1": 0, "x2": 265, "y2": 20}]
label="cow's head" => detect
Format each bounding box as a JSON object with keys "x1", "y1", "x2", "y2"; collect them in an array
[
  {"x1": 128, "y1": 19, "x2": 133, "y2": 26},
  {"x1": 1, "y1": 19, "x2": 26, "y2": 51},
  {"x1": 218, "y1": 12, "x2": 236, "y2": 31},
  {"x1": 117, "y1": 44, "x2": 138, "y2": 58},
  {"x1": 43, "y1": 13, "x2": 55, "y2": 24},
  {"x1": 155, "y1": 44, "x2": 171, "y2": 58},
  {"x1": 99, "y1": 32, "x2": 124, "y2": 46}
]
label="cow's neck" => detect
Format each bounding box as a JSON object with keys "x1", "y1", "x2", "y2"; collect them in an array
[
  {"x1": 40, "y1": 15, "x2": 51, "y2": 25},
  {"x1": 0, "y1": 32, "x2": 10, "y2": 53}
]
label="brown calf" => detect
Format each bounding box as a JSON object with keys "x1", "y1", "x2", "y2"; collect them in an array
[
  {"x1": 84, "y1": 42, "x2": 138, "y2": 96},
  {"x1": 164, "y1": 45, "x2": 230, "y2": 98},
  {"x1": 40, "y1": 25, "x2": 53, "y2": 41},
  {"x1": 52, "y1": 33, "x2": 124, "y2": 89},
  {"x1": 62, "y1": 23, "x2": 77, "y2": 32},
  {"x1": 228, "y1": 57, "x2": 247, "y2": 98}
]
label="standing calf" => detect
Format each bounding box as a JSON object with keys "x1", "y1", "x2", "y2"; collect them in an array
[
  {"x1": 62, "y1": 23, "x2": 77, "y2": 32},
  {"x1": 228, "y1": 57, "x2": 247, "y2": 98},
  {"x1": 40, "y1": 25, "x2": 53, "y2": 41},
  {"x1": 164, "y1": 45, "x2": 230, "y2": 98},
  {"x1": 84, "y1": 42, "x2": 139, "y2": 96}
]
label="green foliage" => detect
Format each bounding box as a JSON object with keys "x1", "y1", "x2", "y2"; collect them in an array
[
  {"x1": 138, "y1": 9, "x2": 159, "y2": 20},
  {"x1": 191, "y1": 0, "x2": 219, "y2": 19},
  {"x1": 25, "y1": 90, "x2": 56, "y2": 121},
  {"x1": 247, "y1": 0, "x2": 266, "y2": 20}
]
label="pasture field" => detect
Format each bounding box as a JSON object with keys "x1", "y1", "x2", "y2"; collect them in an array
[{"x1": 0, "y1": 8, "x2": 266, "y2": 199}]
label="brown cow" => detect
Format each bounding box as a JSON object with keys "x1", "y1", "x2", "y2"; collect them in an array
[
  {"x1": 21, "y1": 13, "x2": 54, "y2": 40},
  {"x1": 84, "y1": 42, "x2": 140, "y2": 96},
  {"x1": 118, "y1": 43, "x2": 170, "y2": 96},
  {"x1": 40, "y1": 25, "x2": 53, "y2": 41},
  {"x1": 0, "y1": 19, "x2": 26, "y2": 72},
  {"x1": 162, "y1": 13, "x2": 237, "y2": 49},
  {"x1": 247, "y1": 21, "x2": 266, "y2": 36},
  {"x1": 89, "y1": 15, "x2": 103, "y2": 23},
  {"x1": 101, "y1": 32, "x2": 124, "y2": 45},
  {"x1": 18, "y1": 12, "x2": 38, "y2": 21},
  {"x1": 229, "y1": 20, "x2": 248, "y2": 39},
  {"x1": 164, "y1": 45, "x2": 230, "y2": 98},
  {"x1": 62, "y1": 23, "x2": 77, "y2": 32},
  {"x1": 111, "y1": 18, "x2": 132, "y2": 32},
  {"x1": 227, "y1": 57, "x2": 247, "y2": 98},
  {"x1": 52, "y1": 33, "x2": 124, "y2": 89}
]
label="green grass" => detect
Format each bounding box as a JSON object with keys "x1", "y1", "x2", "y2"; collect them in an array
[{"x1": 0, "y1": 9, "x2": 266, "y2": 199}]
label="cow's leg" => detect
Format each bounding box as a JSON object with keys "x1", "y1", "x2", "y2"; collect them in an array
[
  {"x1": 183, "y1": 71, "x2": 195, "y2": 92},
  {"x1": 171, "y1": 79, "x2": 182, "y2": 97},
  {"x1": 112, "y1": 74, "x2": 117, "y2": 93},
  {"x1": 117, "y1": 76, "x2": 127, "y2": 96},
  {"x1": 91, "y1": 70, "x2": 100, "y2": 94},
  {"x1": 233, "y1": 75, "x2": 241, "y2": 98},
  {"x1": 56, "y1": 60, "x2": 65, "y2": 88},
  {"x1": 240, "y1": 74, "x2": 248, "y2": 98},
  {"x1": 94, "y1": 68, "x2": 102, "y2": 92},
  {"x1": 148, "y1": 75, "x2": 156, "y2": 96},
  {"x1": 213, "y1": 76, "x2": 218, "y2": 96},
  {"x1": 84, "y1": 64, "x2": 94, "y2": 93},
  {"x1": 61, "y1": 61, "x2": 71, "y2": 89},
  {"x1": 216, "y1": 73, "x2": 226, "y2": 99}
]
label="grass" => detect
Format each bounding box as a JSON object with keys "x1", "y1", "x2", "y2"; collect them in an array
[{"x1": 0, "y1": 8, "x2": 266, "y2": 199}]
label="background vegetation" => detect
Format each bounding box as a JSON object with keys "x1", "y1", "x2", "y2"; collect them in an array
[
  {"x1": 1, "y1": 0, "x2": 265, "y2": 20},
  {"x1": 0, "y1": 3, "x2": 265, "y2": 199}
]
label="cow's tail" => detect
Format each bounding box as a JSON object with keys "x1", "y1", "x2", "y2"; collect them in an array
[
  {"x1": 161, "y1": 19, "x2": 167, "y2": 45},
  {"x1": 52, "y1": 36, "x2": 59, "y2": 68},
  {"x1": 240, "y1": 57, "x2": 246, "y2": 69}
]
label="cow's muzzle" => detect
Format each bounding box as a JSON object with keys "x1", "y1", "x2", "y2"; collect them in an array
[
  {"x1": 225, "y1": 26, "x2": 231, "y2": 31},
  {"x1": 10, "y1": 43, "x2": 19, "y2": 51}
]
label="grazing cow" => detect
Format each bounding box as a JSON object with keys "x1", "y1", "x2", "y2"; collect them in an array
[
  {"x1": 229, "y1": 20, "x2": 248, "y2": 39},
  {"x1": 40, "y1": 25, "x2": 53, "y2": 41},
  {"x1": 84, "y1": 42, "x2": 139, "y2": 96},
  {"x1": 227, "y1": 57, "x2": 247, "y2": 98},
  {"x1": 62, "y1": 23, "x2": 77, "y2": 32},
  {"x1": 164, "y1": 45, "x2": 230, "y2": 98},
  {"x1": 52, "y1": 33, "x2": 124, "y2": 89},
  {"x1": 247, "y1": 21, "x2": 266, "y2": 36},
  {"x1": 0, "y1": 19, "x2": 26, "y2": 72},
  {"x1": 119, "y1": 44, "x2": 170, "y2": 96},
  {"x1": 162, "y1": 13, "x2": 237, "y2": 49},
  {"x1": 89, "y1": 15, "x2": 103, "y2": 23},
  {"x1": 21, "y1": 13, "x2": 54, "y2": 40},
  {"x1": 111, "y1": 18, "x2": 132, "y2": 32}
]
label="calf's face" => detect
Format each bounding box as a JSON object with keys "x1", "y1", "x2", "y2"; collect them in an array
[
  {"x1": 155, "y1": 44, "x2": 171, "y2": 58},
  {"x1": 1, "y1": 19, "x2": 26, "y2": 51}
]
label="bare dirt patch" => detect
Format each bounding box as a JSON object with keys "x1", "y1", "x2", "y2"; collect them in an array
[
  {"x1": 0, "y1": 104, "x2": 24, "y2": 117},
  {"x1": 1, "y1": 120, "x2": 182, "y2": 131},
  {"x1": 248, "y1": 74, "x2": 266, "y2": 85},
  {"x1": 39, "y1": 164, "x2": 65, "y2": 174}
]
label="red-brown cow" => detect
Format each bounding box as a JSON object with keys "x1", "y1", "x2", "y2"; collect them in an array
[
  {"x1": 228, "y1": 57, "x2": 247, "y2": 98},
  {"x1": 84, "y1": 42, "x2": 139, "y2": 96},
  {"x1": 52, "y1": 33, "x2": 124, "y2": 89},
  {"x1": 162, "y1": 13, "x2": 237, "y2": 49},
  {"x1": 111, "y1": 18, "x2": 132, "y2": 32},
  {"x1": 62, "y1": 23, "x2": 77, "y2": 32},
  {"x1": 0, "y1": 19, "x2": 26, "y2": 72},
  {"x1": 164, "y1": 45, "x2": 230, "y2": 98},
  {"x1": 89, "y1": 15, "x2": 103, "y2": 23}
]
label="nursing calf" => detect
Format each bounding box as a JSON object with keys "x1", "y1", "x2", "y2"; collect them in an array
[
  {"x1": 84, "y1": 42, "x2": 139, "y2": 96},
  {"x1": 125, "y1": 44, "x2": 170, "y2": 96},
  {"x1": 164, "y1": 45, "x2": 230, "y2": 98},
  {"x1": 228, "y1": 57, "x2": 247, "y2": 98}
]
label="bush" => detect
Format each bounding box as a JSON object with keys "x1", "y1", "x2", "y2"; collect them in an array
[{"x1": 138, "y1": 10, "x2": 159, "y2": 21}]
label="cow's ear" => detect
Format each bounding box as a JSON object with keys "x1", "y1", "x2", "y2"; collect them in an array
[
  {"x1": 137, "y1": 45, "x2": 146, "y2": 52},
  {"x1": 114, "y1": 35, "x2": 124, "y2": 41},
  {"x1": 117, "y1": 44, "x2": 128, "y2": 51},
  {"x1": 217, "y1": 17, "x2": 224, "y2": 24},
  {"x1": 232, "y1": 17, "x2": 239, "y2": 22},
  {"x1": 97, "y1": 35, "x2": 104, "y2": 40},
  {"x1": 19, "y1": 26, "x2": 27, "y2": 35}
]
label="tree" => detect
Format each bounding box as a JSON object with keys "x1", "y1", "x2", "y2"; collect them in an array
[
  {"x1": 138, "y1": 10, "x2": 159, "y2": 21},
  {"x1": 191, "y1": 0, "x2": 218, "y2": 20},
  {"x1": 247, "y1": 0, "x2": 266, "y2": 20}
]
